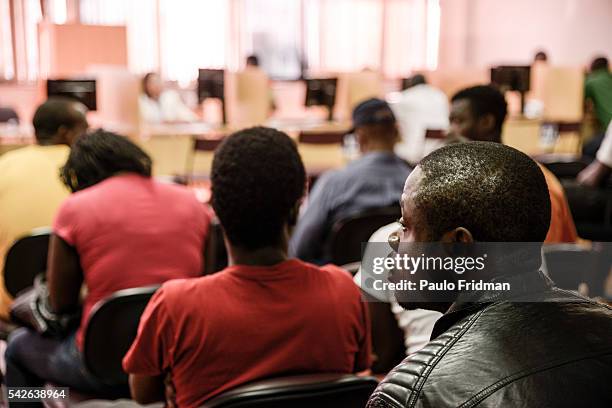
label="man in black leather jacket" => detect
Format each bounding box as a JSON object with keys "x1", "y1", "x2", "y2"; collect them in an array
[{"x1": 367, "y1": 142, "x2": 612, "y2": 408}]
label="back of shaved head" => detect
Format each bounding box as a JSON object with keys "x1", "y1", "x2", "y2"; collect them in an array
[{"x1": 415, "y1": 142, "x2": 550, "y2": 242}]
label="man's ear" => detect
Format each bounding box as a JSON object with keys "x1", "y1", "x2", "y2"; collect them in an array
[
  {"x1": 55, "y1": 125, "x2": 69, "y2": 144},
  {"x1": 479, "y1": 114, "x2": 496, "y2": 134},
  {"x1": 355, "y1": 129, "x2": 367, "y2": 149},
  {"x1": 440, "y1": 227, "x2": 474, "y2": 244},
  {"x1": 440, "y1": 227, "x2": 474, "y2": 257}
]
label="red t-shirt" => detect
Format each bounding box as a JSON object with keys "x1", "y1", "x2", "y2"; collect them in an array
[
  {"x1": 53, "y1": 174, "x2": 210, "y2": 349},
  {"x1": 123, "y1": 259, "x2": 371, "y2": 408}
]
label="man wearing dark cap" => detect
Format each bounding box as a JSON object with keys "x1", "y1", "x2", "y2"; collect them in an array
[{"x1": 290, "y1": 98, "x2": 411, "y2": 264}]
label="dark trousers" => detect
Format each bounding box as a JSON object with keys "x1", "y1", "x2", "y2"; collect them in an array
[
  {"x1": 583, "y1": 132, "x2": 606, "y2": 159},
  {"x1": 4, "y1": 328, "x2": 112, "y2": 406}
]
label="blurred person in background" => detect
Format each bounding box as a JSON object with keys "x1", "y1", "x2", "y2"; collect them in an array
[
  {"x1": 390, "y1": 74, "x2": 449, "y2": 165},
  {"x1": 290, "y1": 99, "x2": 411, "y2": 264},
  {"x1": 246, "y1": 55, "x2": 260, "y2": 68},
  {"x1": 5, "y1": 130, "x2": 210, "y2": 395},
  {"x1": 578, "y1": 121, "x2": 612, "y2": 187},
  {"x1": 533, "y1": 50, "x2": 549, "y2": 63},
  {"x1": 245, "y1": 54, "x2": 276, "y2": 113},
  {"x1": 139, "y1": 72, "x2": 198, "y2": 124},
  {"x1": 447, "y1": 85, "x2": 578, "y2": 243},
  {"x1": 0, "y1": 98, "x2": 87, "y2": 323},
  {"x1": 583, "y1": 56, "x2": 612, "y2": 158}
]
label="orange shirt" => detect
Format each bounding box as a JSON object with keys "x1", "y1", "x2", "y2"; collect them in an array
[{"x1": 539, "y1": 164, "x2": 578, "y2": 243}]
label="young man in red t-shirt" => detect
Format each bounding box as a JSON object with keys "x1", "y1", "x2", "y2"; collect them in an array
[{"x1": 123, "y1": 127, "x2": 371, "y2": 407}]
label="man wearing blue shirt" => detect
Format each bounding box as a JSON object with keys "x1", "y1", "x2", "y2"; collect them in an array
[{"x1": 290, "y1": 98, "x2": 412, "y2": 264}]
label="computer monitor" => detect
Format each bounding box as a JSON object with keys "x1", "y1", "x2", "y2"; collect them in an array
[
  {"x1": 490, "y1": 66, "x2": 531, "y2": 92},
  {"x1": 198, "y1": 69, "x2": 225, "y2": 124},
  {"x1": 400, "y1": 78, "x2": 412, "y2": 91},
  {"x1": 198, "y1": 69, "x2": 225, "y2": 102},
  {"x1": 401, "y1": 74, "x2": 427, "y2": 91},
  {"x1": 47, "y1": 79, "x2": 97, "y2": 111},
  {"x1": 491, "y1": 66, "x2": 531, "y2": 113},
  {"x1": 304, "y1": 78, "x2": 338, "y2": 121}
]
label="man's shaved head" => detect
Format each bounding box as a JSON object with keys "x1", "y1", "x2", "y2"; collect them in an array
[{"x1": 406, "y1": 142, "x2": 550, "y2": 242}]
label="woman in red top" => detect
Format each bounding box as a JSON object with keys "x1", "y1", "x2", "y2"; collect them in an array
[{"x1": 5, "y1": 130, "x2": 210, "y2": 396}]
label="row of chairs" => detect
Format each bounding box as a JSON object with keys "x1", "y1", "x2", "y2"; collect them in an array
[
  {"x1": 5, "y1": 205, "x2": 611, "y2": 316},
  {"x1": 1, "y1": 209, "x2": 406, "y2": 392},
  {"x1": 187, "y1": 129, "x2": 348, "y2": 179},
  {"x1": 5, "y1": 210, "x2": 611, "y2": 301},
  {"x1": 188, "y1": 129, "x2": 444, "y2": 156},
  {"x1": 2, "y1": 220, "x2": 227, "y2": 300},
  {"x1": 1, "y1": 214, "x2": 387, "y2": 405},
  {"x1": 3, "y1": 237, "x2": 378, "y2": 405},
  {"x1": 6, "y1": 206, "x2": 609, "y2": 379},
  {"x1": 185, "y1": 131, "x2": 349, "y2": 188},
  {"x1": 84, "y1": 287, "x2": 379, "y2": 408},
  {"x1": 73, "y1": 285, "x2": 380, "y2": 406}
]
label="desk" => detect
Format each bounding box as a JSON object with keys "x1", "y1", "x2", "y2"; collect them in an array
[
  {"x1": 1, "y1": 119, "x2": 582, "y2": 174},
  {"x1": 1, "y1": 122, "x2": 343, "y2": 176},
  {"x1": 502, "y1": 118, "x2": 581, "y2": 156},
  {"x1": 138, "y1": 120, "x2": 351, "y2": 177}
]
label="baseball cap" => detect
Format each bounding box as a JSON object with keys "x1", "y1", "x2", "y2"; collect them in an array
[{"x1": 349, "y1": 98, "x2": 396, "y2": 134}]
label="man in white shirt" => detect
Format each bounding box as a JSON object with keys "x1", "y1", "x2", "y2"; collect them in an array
[
  {"x1": 578, "y1": 122, "x2": 612, "y2": 187},
  {"x1": 389, "y1": 74, "x2": 449, "y2": 164},
  {"x1": 354, "y1": 222, "x2": 441, "y2": 356}
]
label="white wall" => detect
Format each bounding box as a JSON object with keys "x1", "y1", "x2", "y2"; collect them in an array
[{"x1": 439, "y1": 0, "x2": 612, "y2": 69}]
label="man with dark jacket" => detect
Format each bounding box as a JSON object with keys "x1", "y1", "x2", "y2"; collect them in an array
[
  {"x1": 290, "y1": 98, "x2": 410, "y2": 264},
  {"x1": 366, "y1": 142, "x2": 612, "y2": 408}
]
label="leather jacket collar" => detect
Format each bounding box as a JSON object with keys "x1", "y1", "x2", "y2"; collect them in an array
[{"x1": 431, "y1": 270, "x2": 554, "y2": 339}]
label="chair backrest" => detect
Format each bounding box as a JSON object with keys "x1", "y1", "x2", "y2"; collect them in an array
[
  {"x1": 298, "y1": 130, "x2": 346, "y2": 145},
  {"x1": 187, "y1": 137, "x2": 225, "y2": 179},
  {"x1": 534, "y1": 154, "x2": 588, "y2": 179},
  {"x1": 424, "y1": 129, "x2": 445, "y2": 140},
  {"x1": 3, "y1": 227, "x2": 52, "y2": 297},
  {"x1": 364, "y1": 294, "x2": 406, "y2": 374},
  {"x1": 226, "y1": 70, "x2": 270, "y2": 127},
  {"x1": 543, "y1": 243, "x2": 611, "y2": 297},
  {"x1": 203, "y1": 217, "x2": 228, "y2": 275},
  {"x1": 194, "y1": 137, "x2": 224, "y2": 152},
  {"x1": 562, "y1": 182, "x2": 612, "y2": 241},
  {"x1": 542, "y1": 67, "x2": 584, "y2": 123},
  {"x1": 328, "y1": 206, "x2": 401, "y2": 265},
  {"x1": 201, "y1": 374, "x2": 378, "y2": 408},
  {"x1": 342, "y1": 262, "x2": 406, "y2": 374},
  {"x1": 83, "y1": 285, "x2": 159, "y2": 385}
]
